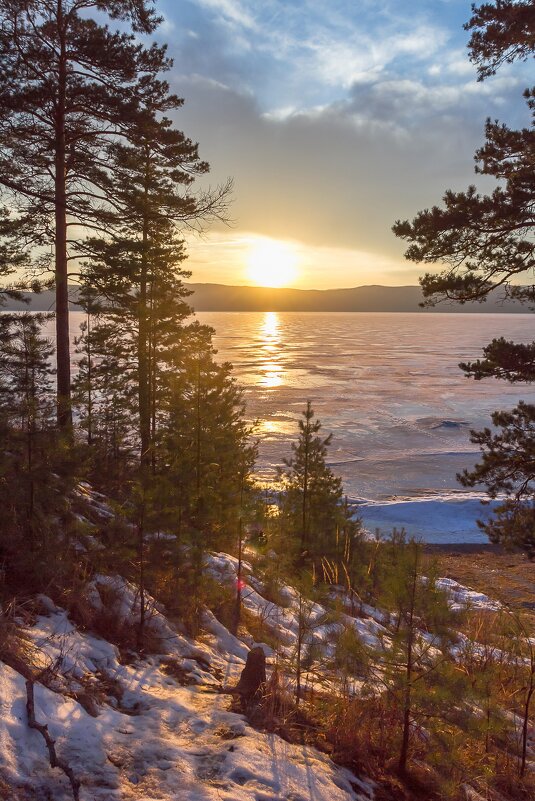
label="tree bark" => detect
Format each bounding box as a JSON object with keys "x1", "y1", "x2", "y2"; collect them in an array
[
  {"x1": 54, "y1": 0, "x2": 72, "y2": 431},
  {"x1": 398, "y1": 554, "x2": 418, "y2": 775},
  {"x1": 136, "y1": 501, "x2": 146, "y2": 651},
  {"x1": 224, "y1": 647, "x2": 266, "y2": 709},
  {"x1": 521, "y1": 677, "x2": 534, "y2": 777},
  {"x1": 138, "y1": 151, "x2": 151, "y2": 467}
]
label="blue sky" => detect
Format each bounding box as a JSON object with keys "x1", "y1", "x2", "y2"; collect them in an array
[{"x1": 151, "y1": 0, "x2": 531, "y2": 288}]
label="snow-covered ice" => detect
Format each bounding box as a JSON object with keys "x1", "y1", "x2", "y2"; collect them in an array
[{"x1": 356, "y1": 495, "x2": 498, "y2": 544}]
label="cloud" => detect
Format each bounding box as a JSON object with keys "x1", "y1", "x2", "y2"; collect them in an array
[
  {"x1": 342, "y1": 73, "x2": 522, "y2": 129},
  {"x1": 195, "y1": 0, "x2": 258, "y2": 31},
  {"x1": 159, "y1": 0, "x2": 530, "y2": 286},
  {"x1": 174, "y1": 74, "x2": 491, "y2": 266},
  {"x1": 165, "y1": 1, "x2": 456, "y2": 112},
  {"x1": 304, "y1": 24, "x2": 449, "y2": 89}
]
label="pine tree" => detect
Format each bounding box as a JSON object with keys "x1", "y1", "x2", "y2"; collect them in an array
[
  {"x1": 392, "y1": 1, "x2": 534, "y2": 554},
  {"x1": 160, "y1": 323, "x2": 256, "y2": 550},
  {"x1": 280, "y1": 401, "x2": 356, "y2": 566},
  {"x1": 77, "y1": 80, "x2": 229, "y2": 467},
  {"x1": 72, "y1": 314, "x2": 135, "y2": 487},
  {"x1": 0, "y1": 313, "x2": 79, "y2": 591},
  {"x1": 0, "y1": 0, "x2": 165, "y2": 429},
  {"x1": 0, "y1": 312, "x2": 55, "y2": 544},
  {"x1": 392, "y1": 0, "x2": 534, "y2": 307},
  {"x1": 458, "y1": 402, "x2": 535, "y2": 556},
  {"x1": 0, "y1": 206, "x2": 34, "y2": 305},
  {"x1": 375, "y1": 536, "x2": 456, "y2": 776},
  {"x1": 465, "y1": 0, "x2": 534, "y2": 80}
]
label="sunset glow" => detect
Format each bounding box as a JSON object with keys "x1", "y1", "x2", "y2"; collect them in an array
[{"x1": 246, "y1": 240, "x2": 299, "y2": 287}]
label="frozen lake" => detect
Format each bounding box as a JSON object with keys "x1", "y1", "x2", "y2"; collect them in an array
[
  {"x1": 61, "y1": 310, "x2": 533, "y2": 543},
  {"x1": 196, "y1": 311, "x2": 534, "y2": 544}
]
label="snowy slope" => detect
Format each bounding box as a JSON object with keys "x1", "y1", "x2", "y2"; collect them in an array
[
  {"x1": 0, "y1": 566, "x2": 373, "y2": 801},
  {"x1": 0, "y1": 547, "x2": 510, "y2": 800}
]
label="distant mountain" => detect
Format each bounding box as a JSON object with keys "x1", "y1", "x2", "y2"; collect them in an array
[
  {"x1": 185, "y1": 283, "x2": 527, "y2": 313},
  {"x1": 0, "y1": 288, "x2": 83, "y2": 311},
  {"x1": 1, "y1": 283, "x2": 528, "y2": 313}
]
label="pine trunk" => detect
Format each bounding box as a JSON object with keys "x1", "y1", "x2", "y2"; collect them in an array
[
  {"x1": 398, "y1": 558, "x2": 418, "y2": 775},
  {"x1": 138, "y1": 160, "x2": 151, "y2": 467},
  {"x1": 54, "y1": 1, "x2": 72, "y2": 431},
  {"x1": 521, "y1": 680, "x2": 534, "y2": 777}
]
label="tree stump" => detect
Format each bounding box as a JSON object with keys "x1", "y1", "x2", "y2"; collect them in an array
[{"x1": 224, "y1": 646, "x2": 266, "y2": 710}]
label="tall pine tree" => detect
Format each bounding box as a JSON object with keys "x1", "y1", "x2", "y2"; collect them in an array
[
  {"x1": 393, "y1": 1, "x2": 534, "y2": 554},
  {"x1": 77, "y1": 78, "x2": 229, "y2": 466},
  {"x1": 0, "y1": 0, "x2": 165, "y2": 429}
]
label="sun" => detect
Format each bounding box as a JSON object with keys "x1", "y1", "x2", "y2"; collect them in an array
[{"x1": 246, "y1": 239, "x2": 299, "y2": 287}]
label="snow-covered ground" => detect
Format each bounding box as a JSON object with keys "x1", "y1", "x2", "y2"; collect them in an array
[
  {"x1": 0, "y1": 545, "x2": 522, "y2": 800},
  {"x1": 434, "y1": 577, "x2": 501, "y2": 613},
  {"x1": 0, "y1": 562, "x2": 375, "y2": 801}
]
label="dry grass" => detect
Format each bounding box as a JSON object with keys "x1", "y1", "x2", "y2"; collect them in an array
[
  {"x1": 0, "y1": 775, "x2": 34, "y2": 801},
  {"x1": 325, "y1": 696, "x2": 405, "y2": 778},
  {"x1": 428, "y1": 549, "x2": 535, "y2": 628},
  {"x1": 160, "y1": 657, "x2": 198, "y2": 685},
  {"x1": 0, "y1": 603, "x2": 41, "y2": 681},
  {"x1": 256, "y1": 665, "x2": 296, "y2": 729}
]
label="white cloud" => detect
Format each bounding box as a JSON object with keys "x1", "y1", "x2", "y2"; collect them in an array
[
  {"x1": 195, "y1": 0, "x2": 258, "y2": 30},
  {"x1": 161, "y1": 1, "x2": 530, "y2": 286},
  {"x1": 186, "y1": 1, "x2": 452, "y2": 108}
]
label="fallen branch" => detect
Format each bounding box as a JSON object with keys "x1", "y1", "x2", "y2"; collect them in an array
[{"x1": 25, "y1": 679, "x2": 81, "y2": 801}]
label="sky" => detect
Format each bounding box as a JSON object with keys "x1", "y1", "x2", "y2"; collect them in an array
[{"x1": 152, "y1": 0, "x2": 531, "y2": 289}]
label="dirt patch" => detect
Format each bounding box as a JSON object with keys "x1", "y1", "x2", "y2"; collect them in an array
[{"x1": 426, "y1": 548, "x2": 534, "y2": 623}]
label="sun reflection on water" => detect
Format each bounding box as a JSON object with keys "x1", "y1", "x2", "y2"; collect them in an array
[{"x1": 259, "y1": 312, "x2": 284, "y2": 388}]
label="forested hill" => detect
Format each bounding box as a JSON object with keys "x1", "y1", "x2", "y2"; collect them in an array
[
  {"x1": 1, "y1": 283, "x2": 529, "y2": 312},
  {"x1": 185, "y1": 283, "x2": 527, "y2": 312}
]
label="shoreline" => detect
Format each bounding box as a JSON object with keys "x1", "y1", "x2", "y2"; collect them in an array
[{"x1": 424, "y1": 542, "x2": 503, "y2": 554}]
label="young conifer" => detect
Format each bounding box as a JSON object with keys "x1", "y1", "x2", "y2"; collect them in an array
[
  {"x1": 280, "y1": 401, "x2": 356, "y2": 566},
  {"x1": 376, "y1": 535, "x2": 455, "y2": 775},
  {"x1": 0, "y1": 313, "x2": 78, "y2": 591}
]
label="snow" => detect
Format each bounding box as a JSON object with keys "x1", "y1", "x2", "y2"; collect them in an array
[
  {"x1": 205, "y1": 553, "x2": 388, "y2": 677},
  {"x1": 73, "y1": 483, "x2": 115, "y2": 522},
  {"x1": 435, "y1": 577, "x2": 501, "y2": 612},
  {"x1": 356, "y1": 496, "x2": 497, "y2": 544},
  {"x1": 202, "y1": 609, "x2": 250, "y2": 663},
  {"x1": 84, "y1": 574, "x2": 198, "y2": 656},
  {"x1": 0, "y1": 565, "x2": 373, "y2": 801},
  {"x1": 27, "y1": 603, "x2": 121, "y2": 686}
]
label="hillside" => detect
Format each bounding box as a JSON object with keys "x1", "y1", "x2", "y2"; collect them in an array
[
  {"x1": 185, "y1": 284, "x2": 527, "y2": 313},
  {"x1": 1, "y1": 486, "x2": 533, "y2": 801},
  {"x1": 0, "y1": 546, "x2": 373, "y2": 801},
  {"x1": 1, "y1": 284, "x2": 528, "y2": 313}
]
